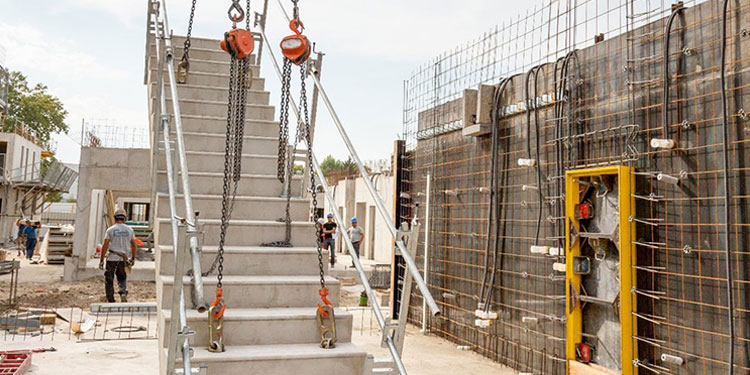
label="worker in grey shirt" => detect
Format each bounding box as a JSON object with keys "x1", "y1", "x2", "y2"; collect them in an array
[
  {"x1": 99, "y1": 208, "x2": 137, "y2": 302},
  {"x1": 347, "y1": 217, "x2": 364, "y2": 267}
]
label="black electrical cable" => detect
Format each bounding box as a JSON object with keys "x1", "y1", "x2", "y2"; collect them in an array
[
  {"x1": 719, "y1": 1, "x2": 736, "y2": 373},
  {"x1": 478, "y1": 76, "x2": 514, "y2": 311},
  {"x1": 525, "y1": 65, "x2": 546, "y2": 247},
  {"x1": 662, "y1": 5, "x2": 684, "y2": 138}
]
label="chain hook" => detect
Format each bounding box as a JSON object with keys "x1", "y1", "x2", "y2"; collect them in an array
[
  {"x1": 289, "y1": 18, "x2": 305, "y2": 36},
  {"x1": 207, "y1": 288, "x2": 226, "y2": 353},
  {"x1": 228, "y1": 0, "x2": 245, "y2": 23}
]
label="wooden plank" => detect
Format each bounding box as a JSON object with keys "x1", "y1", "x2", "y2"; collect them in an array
[{"x1": 569, "y1": 360, "x2": 619, "y2": 375}]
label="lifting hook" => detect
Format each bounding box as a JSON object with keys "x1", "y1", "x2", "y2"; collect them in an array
[{"x1": 208, "y1": 288, "x2": 226, "y2": 353}]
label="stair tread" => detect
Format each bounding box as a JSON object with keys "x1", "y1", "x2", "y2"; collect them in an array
[
  {"x1": 165, "y1": 97, "x2": 273, "y2": 107},
  {"x1": 156, "y1": 193, "x2": 307, "y2": 202},
  {"x1": 162, "y1": 307, "x2": 351, "y2": 321},
  {"x1": 185, "y1": 342, "x2": 367, "y2": 362},
  {"x1": 176, "y1": 132, "x2": 276, "y2": 140},
  {"x1": 160, "y1": 274, "x2": 338, "y2": 285},
  {"x1": 156, "y1": 170, "x2": 299, "y2": 178},
  {"x1": 159, "y1": 245, "x2": 318, "y2": 253},
  {"x1": 156, "y1": 218, "x2": 311, "y2": 225},
  {"x1": 151, "y1": 82, "x2": 266, "y2": 92}
]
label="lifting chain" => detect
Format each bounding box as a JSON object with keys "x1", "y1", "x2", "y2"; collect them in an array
[
  {"x1": 208, "y1": 0, "x2": 253, "y2": 354},
  {"x1": 177, "y1": 0, "x2": 198, "y2": 84}
]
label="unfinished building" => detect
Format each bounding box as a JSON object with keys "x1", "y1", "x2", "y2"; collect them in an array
[{"x1": 396, "y1": 0, "x2": 750, "y2": 374}]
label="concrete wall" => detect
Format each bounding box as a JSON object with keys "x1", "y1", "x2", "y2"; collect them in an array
[
  {"x1": 324, "y1": 174, "x2": 393, "y2": 263},
  {"x1": 64, "y1": 147, "x2": 150, "y2": 281}
]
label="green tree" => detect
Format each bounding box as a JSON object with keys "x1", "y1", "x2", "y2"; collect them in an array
[
  {"x1": 45, "y1": 191, "x2": 63, "y2": 203},
  {"x1": 6, "y1": 71, "x2": 68, "y2": 146},
  {"x1": 65, "y1": 197, "x2": 78, "y2": 203},
  {"x1": 293, "y1": 164, "x2": 305, "y2": 175},
  {"x1": 319, "y1": 155, "x2": 342, "y2": 177}
]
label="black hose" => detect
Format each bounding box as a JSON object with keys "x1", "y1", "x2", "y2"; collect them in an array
[
  {"x1": 483, "y1": 73, "x2": 524, "y2": 312},
  {"x1": 719, "y1": 1, "x2": 735, "y2": 373},
  {"x1": 478, "y1": 77, "x2": 513, "y2": 309},
  {"x1": 662, "y1": 5, "x2": 684, "y2": 138}
]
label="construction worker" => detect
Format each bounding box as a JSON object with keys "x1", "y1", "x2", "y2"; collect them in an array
[
  {"x1": 15, "y1": 219, "x2": 26, "y2": 257},
  {"x1": 23, "y1": 219, "x2": 38, "y2": 260},
  {"x1": 322, "y1": 213, "x2": 337, "y2": 266},
  {"x1": 347, "y1": 217, "x2": 364, "y2": 267},
  {"x1": 99, "y1": 208, "x2": 137, "y2": 303}
]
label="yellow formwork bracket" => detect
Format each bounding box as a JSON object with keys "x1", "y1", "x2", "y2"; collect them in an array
[{"x1": 565, "y1": 166, "x2": 636, "y2": 375}]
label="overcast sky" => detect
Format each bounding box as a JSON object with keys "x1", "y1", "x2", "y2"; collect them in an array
[{"x1": 0, "y1": 0, "x2": 529, "y2": 164}]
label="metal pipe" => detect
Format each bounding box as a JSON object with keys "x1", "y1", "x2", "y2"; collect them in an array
[
  {"x1": 421, "y1": 171, "x2": 431, "y2": 333},
  {"x1": 152, "y1": 7, "x2": 191, "y2": 374},
  {"x1": 159, "y1": 0, "x2": 207, "y2": 312},
  {"x1": 266, "y1": 1, "x2": 440, "y2": 316},
  {"x1": 312, "y1": 154, "x2": 407, "y2": 375}
]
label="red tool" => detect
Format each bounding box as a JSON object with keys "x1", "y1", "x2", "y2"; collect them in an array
[
  {"x1": 576, "y1": 343, "x2": 592, "y2": 364},
  {"x1": 221, "y1": 27, "x2": 255, "y2": 60},
  {"x1": 575, "y1": 202, "x2": 595, "y2": 220},
  {"x1": 280, "y1": 18, "x2": 311, "y2": 65}
]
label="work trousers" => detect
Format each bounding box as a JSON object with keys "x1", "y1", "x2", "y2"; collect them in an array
[
  {"x1": 350, "y1": 241, "x2": 361, "y2": 266},
  {"x1": 104, "y1": 261, "x2": 128, "y2": 302},
  {"x1": 25, "y1": 238, "x2": 37, "y2": 259},
  {"x1": 324, "y1": 238, "x2": 336, "y2": 265}
]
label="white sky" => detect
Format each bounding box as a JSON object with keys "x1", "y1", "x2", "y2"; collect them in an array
[{"x1": 0, "y1": 0, "x2": 528, "y2": 164}]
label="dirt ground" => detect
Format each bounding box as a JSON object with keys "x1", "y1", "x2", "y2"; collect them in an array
[{"x1": 0, "y1": 256, "x2": 156, "y2": 313}]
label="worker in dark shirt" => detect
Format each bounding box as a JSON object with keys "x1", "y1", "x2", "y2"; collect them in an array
[
  {"x1": 16, "y1": 219, "x2": 26, "y2": 257},
  {"x1": 23, "y1": 220, "x2": 38, "y2": 260},
  {"x1": 322, "y1": 213, "x2": 337, "y2": 266}
]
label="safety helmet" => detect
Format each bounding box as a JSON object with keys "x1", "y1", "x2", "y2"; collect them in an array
[
  {"x1": 114, "y1": 208, "x2": 127, "y2": 221},
  {"x1": 327, "y1": 213, "x2": 333, "y2": 218},
  {"x1": 351, "y1": 217, "x2": 357, "y2": 223}
]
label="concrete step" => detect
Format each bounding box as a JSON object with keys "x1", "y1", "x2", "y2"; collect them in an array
[
  {"x1": 157, "y1": 246, "x2": 327, "y2": 276},
  {"x1": 155, "y1": 218, "x2": 317, "y2": 248},
  {"x1": 155, "y1": 193, "x2": 309, "y2": 221},
  {"x1": 160, "y1": 307, "x2": 353, "y2": 347},
  {"x1": 163, "y1": 343, "x2": 367, "y2": 375},
  {"x1": 148, "y1": 43, "x2": 235, "y2": 64},
  {"x1": 149, "y1": 82, "x2": 269, "y2": 105},
  {"x1": 170, "y1": 36, "x2": 248, "y2": 56},
  {"x1": 155, "y1": 150, "x2": 277, "y2": 174},
  {"x1": 148, "y1": 55, "x2": 261, "y2": 76},
  {"x1": 157, "y1": 115, "x2": 279, "y2": 137},
  {"x1": 158, "y1": 131, "x2": 278, "y2": 155},
  {"x1": 155, "y1": 171, "x2": 300, "y2": 196},
  {"x1": 158, "y1": 275, "x2": 340, "y2": 310},
  {"x1": 163, "y1": 98, "x2": 274, "y2": 120}
]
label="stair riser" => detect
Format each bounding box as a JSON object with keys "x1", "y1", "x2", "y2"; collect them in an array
[
  {"x1": 150, "y1": 84, "x2": 269, "y2": 105},
  {"x1": 157, "y1": 249, "x2": 327, "y2": 276},
  {"x1": 164, "y1": 99, "x2": 274, "y2": 120},
  {"x1": 156, "y1": 195, "x2": 309, "y2": 221},
  {"x1": 158, "y1": 133, "x2": 278, "y2": 155},
  {"x1": 169, "y1": 37, "x2": 245, "y2": 54},
  {"x1": 163, "y1": 351, "x2": 366, "y2": 375},
  {"x1": 156, "y1": 220, "x2": 317, "y2": 248},
  {"x1": 148, "y1": 56, "x2": 260, "y2": 77},
  {"x1": 160, "y1": 313, "x2": 352, "y2": 347},
  {"x1": 155, "y1": 173, "x2": 299, "y2": 196},
  {"x1": 156, "y1": 152, "x2": 277, "y2": 174},
  {"x1": 148, "y1": 45, "x2": 232, "y2": 64},
  {"x1": 158, "y1": 279, "x2": 339, "y2": 310},
  {"x1": 161, "y1": 117, "x2": 278, "y2": 137}
]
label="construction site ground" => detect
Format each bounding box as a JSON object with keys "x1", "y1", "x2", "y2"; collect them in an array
[{"x1": 1, "y1": 254, "x2": 514, "y2": 374}]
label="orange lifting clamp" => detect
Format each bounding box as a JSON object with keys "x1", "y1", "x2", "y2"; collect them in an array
[
  {"x1": 207, "y1": 288, "x2": 226, "y2": 353},
  {"x1": 280, "y1": 19, "x2": 311, "y2": 65},
  {"x1": 220, "y1": 1, "x2": 255, "y2": 60},
  {"x1": 316, "y1": 287, "x2": 337, "y2": 349}
]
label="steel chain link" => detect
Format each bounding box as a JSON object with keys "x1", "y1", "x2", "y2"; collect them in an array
[{"x1": 277, "y1": 59, "x2": 292, "y2": 183}]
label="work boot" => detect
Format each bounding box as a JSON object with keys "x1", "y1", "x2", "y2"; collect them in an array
[{"x1": 120, "y1": 295, "x2": 128, "y2": 303}]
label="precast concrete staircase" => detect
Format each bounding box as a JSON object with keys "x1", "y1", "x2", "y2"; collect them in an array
[{"x1": 147, "y1": 35, "x2": 367, "y2": 374}]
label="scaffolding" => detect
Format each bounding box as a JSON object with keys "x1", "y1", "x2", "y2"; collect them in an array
[{"x1": 399, "y1": 0, "x2": 750, "y2": 373}]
